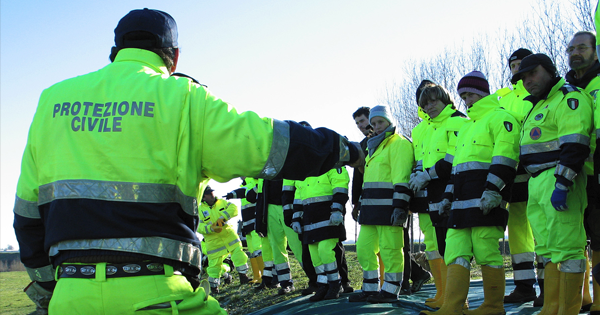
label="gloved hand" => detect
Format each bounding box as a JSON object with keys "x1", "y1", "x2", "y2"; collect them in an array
[
  {"x1": 329, "y1": 211, "x2": 344, "y2": 226},
  {"x1": 551, "y1": 183, "x2": 569, "y2": 211},
  {"x1": 352, "y1": 204, "x2": 360, "y2": 222},
  {"x1": 24, "y1": 282, "x2": 52, "y2": 314},
  {"x1": 223, "y1": 193, "x2": 234, "y2": 200},
  {"x1": 211, "y1": 222, "x2": 223, "y2": 233},
  {"x1": 391, "y1": 208, "x2": 408, "y2": 226},
  {"x1": 409, "y1": 171, "x2": 431, "y2": 191},
  {"x1": 439, "y1": 199, "x2": 452, "y2": 217},
  {"x1": 480, "y1": 189, "x2": 502, "y2": 215},
  {"x1": 216, "y1": 217, "x2": 226, "y2": 227},
  {"x1": 410, "y1": 172, "x2": 417, "y2": 180},
  {"x1": 291, "y1": 222, "x2": 302, "y2": 234}
]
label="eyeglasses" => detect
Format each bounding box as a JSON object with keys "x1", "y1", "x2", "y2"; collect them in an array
[{"x1": 566, "y1": 44, "x2": 592, "y2": 54}]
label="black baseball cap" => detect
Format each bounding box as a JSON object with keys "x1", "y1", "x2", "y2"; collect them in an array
[
  {"x1": 511, "y1": 53, "x2": 557, "y2": 84},
  {"x1": 114, "y1": 8, "x2": 178, "y2": 48},
  {"x1": 508, "y1": 48, "x2": 533, "y2": 65},
  {"x1": 204, "y1": 186, "x2": 214, "y2": 194}
]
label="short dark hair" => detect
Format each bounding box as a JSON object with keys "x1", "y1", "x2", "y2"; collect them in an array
[
  {"x1": 109, "y1": 31, "x2": 177, "y2": 69},
  {"x1": 573, "y1": 31, "x2": 596, "y2": 51},
  {"x1": 352, "y1": 106, "x2": 371, "y2": 119},
  {"x1": 418, "y1": 85, "x2": 455, "y2": 109}
]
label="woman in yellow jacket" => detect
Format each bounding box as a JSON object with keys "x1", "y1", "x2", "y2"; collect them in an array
[{"x1": 349, "y1": 105, "x2": 414, "y2": 303}]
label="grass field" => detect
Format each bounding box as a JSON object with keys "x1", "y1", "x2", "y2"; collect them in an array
[{"x1": 0, "y1": 246, "x2": 513, "y2": 315}]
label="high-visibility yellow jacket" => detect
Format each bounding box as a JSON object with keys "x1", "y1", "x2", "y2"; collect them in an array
[
  {"x1": 198, "y1": 199, "x2": 240, "y2": 256},
  {"x1": 445, "y1": 94, "x2": 521, "y2": 229},
  {"x1": 13, "y1": 48, "x2": 357, "y2": 283},
  {"x1": 410, "y1": 108, "x2": 433, "y2": 213},
  {"x1": 360, "y1": 129, "x2": 414, "y2": 225},
  {"x1": 519, "y1": 78, "x2": 593, "y2": 188}
]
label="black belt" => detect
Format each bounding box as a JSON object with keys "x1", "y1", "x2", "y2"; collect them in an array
[{"x1": 58, "y1": 262, "x2": 165, "y2": 279}]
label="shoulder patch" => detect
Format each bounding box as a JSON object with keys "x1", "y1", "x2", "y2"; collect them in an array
[
  {"x1": 504, "y1": 121, "x2": 513, "y2": 132},
  {"x1": 171, "y1": 72, "x2": 208, "y2": 87},
  {"x1": 567, "y1": 98, "x2": 579, "y2": 110},
  {"x1": 560, "y1": 84, "x2": 580, "y2": 95}
]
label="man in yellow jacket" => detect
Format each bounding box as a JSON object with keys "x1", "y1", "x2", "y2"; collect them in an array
[
  {"x1": 198, "y1": 186, "x2": 250, "y2": 293},
  {"x1": 513, "y1": 53, "x2": 593, "y2": 315}
]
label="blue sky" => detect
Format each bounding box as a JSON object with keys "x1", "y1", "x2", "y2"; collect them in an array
[{"x1": 0, "y1": 0, "x2": 537, "y2": 249}]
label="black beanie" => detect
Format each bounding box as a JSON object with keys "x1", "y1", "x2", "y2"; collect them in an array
[{"x1": 416, "y1": 80, "x2": 436, "y2": 104}]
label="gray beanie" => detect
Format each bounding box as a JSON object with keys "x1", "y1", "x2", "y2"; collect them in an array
[{"x1": 369, "y1": 105, "x2": 393, "y2": 124}]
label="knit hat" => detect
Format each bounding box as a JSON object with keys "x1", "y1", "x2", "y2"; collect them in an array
[
  {"x1": 369, "y1": 105, "x2": 393, "y2": 124},
  {"x1": 416, "y1": 80, "x2": 436, "y2": 104},
  {"x1": 511, "y1": 53, "x2": 557, "y2": 84},
  {"x1": 457, "y1": 71, "x2": 490, "y2": 97},
  {"x1": 508, "y1": 48, "x2": 533, "y2": 65},
  {"x1": 115, "y1": 8, "x2": 178, "y2": 48}
]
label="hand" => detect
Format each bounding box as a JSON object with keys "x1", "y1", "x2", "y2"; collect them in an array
[
  {"x1": 329, "y1": 211, "x2": 344, "y2": 226},
  {"x1": 440, "y1": 199, "x2": 452, "y2": 216},
  {"x1": 352, "y1": 204, "x2": 360, "y2": 222},
  {"x1": 551, "y1": 183, "x2": 569, "y2": 211},
  {"x1": 223, "y1": 193, "x2": 234, "y2": 200},
  {"x1": 480, "y1": 189, "x2": 502, "y2": 215},
  {"x1": 24, "y1": 282, "x2": 52, "y2": 312},
  {"x1": 348, "y1": 142, "x2": 365, "y2": 168},
  {"x1": 410, "y1": 172, "x2": 417, "y2": 180},
  {"x1": 391, "y1": 208, "x2": 408, "y2": 226},
  {"x1": 216, "y1": 217, "x2": 226, "y2": 227},
  {"x1": 291, "y1": 222, "x2": 302, "y2": 234},
  {"x1": 409, "y1": 171, "x2": 431, "y2": 191},
  {"x1": 211, "y1": 222, "x2": 223, "y2": 233}
]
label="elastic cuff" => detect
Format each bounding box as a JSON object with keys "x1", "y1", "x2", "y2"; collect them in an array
[{"x1": 555, "y1": 175, "x2": 573, "y2": 187}]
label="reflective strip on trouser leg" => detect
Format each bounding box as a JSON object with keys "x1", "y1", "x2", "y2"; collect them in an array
[
  {"x1": 362, "y1": 270, "x2": 380, "y2": 293},
  {"x1": 324, "y1": 261, "x2": 340, "y2": 282},
  {"x1": 275, "y1": 262, "x2": 292, "y2": 282},
  {"x1": 382, "y1": 272, "x2": 403, "y2": 295},
  {"x1": 267, "y1": 204, "x2": 290, "y2": 265},
  {"x1": 50, "y1": 266, "x2": 227, "y2": 314},
  {"x1": 418, "y1": 213, "x2": 440, "y2": 260},
  {"x1": 309, "y1": 239, "x2": 339, "y2": 282},
  {"x1": 445, "y1": 226, "x2": 504, "y2": 267},
  {"x1": 558, "y1": 259, "x2": 586, "y2": 273},
  {"x1": 508, "y1": 201, "x2": 536, "y2": 284},
  {"x1": 314, "y1": 264, "x2": 327, "y2": 284},
  {"x1": 229, "y1": 240, "x2": 249, "y2": 273},
  {"x1": 262, "y1": 261, "x2": 274, "y2": 278},
  {"x1": 208, "y1": 276, "x2": 220, "y2": 288},
  {"x1": 527, "y1": 169, "x2": 587, "y2": 263}
]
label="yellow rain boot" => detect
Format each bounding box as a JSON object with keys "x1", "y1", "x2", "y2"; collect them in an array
[
  {"x1": 537, "y1": 262, "x2": 559, "y2": 315},
  {"x1": 557, "y1": 271, "x2": 584, "y2": 315},
  {"x1": 419, "y1": 264, "x2": 470, "y2": 315},
  {"x1": 255, "y1": 255, "x2": 264, "y2": 284},
  {"x1": 583, "y1": 250, "x2": 593, "y2": 311},
  {"x1": 463, "y1": 265, "x2": 505, "y2": 315},
  {"x1": 590, "y1": 250, "x2": 600, "y2": 315},
  {"x1": 249, "y1": 257, "x2": 262, "y2": 284},
  {"x1": 425, "y1": 258, "x2": 447, "y2": 309}
]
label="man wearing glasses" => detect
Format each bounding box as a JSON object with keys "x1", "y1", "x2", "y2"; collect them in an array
[{"x1": 565, "y1": 31, "x2": 600, "y2": 315}]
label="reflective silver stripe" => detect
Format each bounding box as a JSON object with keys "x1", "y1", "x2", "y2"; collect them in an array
[
  {"x1": 555, "y1": 165, "x2": 577, "y2": 181},
  {"x1": 364, "y1": 270, "x2": 379, "y2": 279},
  {"x1": 455, "y1": 161, "x2": 490, "y2": 172},
  {"x1": 525, "y1": 161, "x2": 558, "y2": 174},
  {"x1": 282, "y1": 185, "x2": 294, "y2": 191},
  {"x1": 332, "y1": 187, "x2": 349, "y2": 195},
  {"x1": 207, "y1": 246, "x2": 227, "y2": 255},
  {"x1": 449, "y1": 257, "x2": 471, "y2": 270},
  {"x1": 415, "y1": 190, "x2": 427, "y2": 198},
  {"x1": 486, "y1": 264, "x2": 503, "y2": 269},
  {"x1": 259, "y1": 119, "x2": 290, "y2": 179},
  {"x1": 236, "y1": 264, "x2": 248, "y2": 273},
  {"x1": 559, "y1": 134, "x2": 590, "y2": 146},
  {"x1": 263, "y1": 269, "x2": 273, "y2": 277},
  {"x1": 520, "y1": 140, "x2": 559, "y2": 155},
  {"x1": 303, "y1": 195, "x2": 333, "y2": 205},
  {"x1": 283, "y1": 204, "x2": 293, "y2": 211},
  {"x1": 26, "y1": 265, "x2": 55, "y2": 282},
  {"x1": 537, "y1": 268, "x2": 545, "y2": 279},
  {"x1": 49, "y1": 237, "x2": 201, "y2": 267},
  {"x1": 208, "y1": 277, "x2": 220, "y2": 286},
  {"x1": 204, "y1": 225, "x2": 211, "y2": 234},
  {"x1": 361, "y1": 199, "x2": 393, "y2": 206},
  {"x1": 416, "y1": 160, "x2": 423, "y2": 169},
  {"x1": 597, "y1": 129, "x2": 600, "y2": 138},
  {"x1": 228, "y1": 239, "x2": 240, "y2": 247},
  {"x1": 14, "y1": 196, "x2": 40, "y2": 219},
  {"x1": 444, "y1": 154, "x2": 454, "y2": 164},
  {"x1": 363, "y1": 282, "x2": 379, "y2": 292},
  {"x1": 514, "y1": 269, "x2": 536, "y2": 280},
  {"x1": 428, "y1": 202, "x2": 443, "y2": 213},
  {"x1": 393, "y1": 192, "x2": 411, "y2": 201},
  {"x1": 275, "y1": 262, "x2": 290, "y2": 270},
  {"x1": 315, "y1": 265, "x2": 325, "y2": 274},
  {"x1": 384, "y1": 272, "x2": 403, "y2": 282},
  {"x1": 38, "y1": 180, "x2": 198, "y2": 216},
  {"x1": 222, "y1": 210, "x2": 231, "y2": 220},
  {"x1": 515, "y1": 173, "x2": 531, "y2": 183},
  {"x1": 452, "y1": 198, "x2": 508, "y2": 210},
  {"x1": 324, "y1": 261, "x2": 338, "y2": 272},
  {"x1": 558, "y1": 259, "x2": 586, "y2": 273},
  {"x1": 382, "y1": 281, "x2": 401, "y2": 295},
  {"x1": 331, "y1": 202, "x2": 343, "y2": 211},
  {"x1": 425, "y1": 251, "x2": 442, "y2": 260},
  {"x1": 264, "y1": 261, "x2": 274, "y2": 268},
  {"x1": 487, "y1": 173, "x2": 506, "y2": 190},
  {"x1": 241, "y1": 203, "x2": 255, "y2": 210},
  {"x1": 292, "y1": 211, "x2": 303, "y2": 219},
  {"x1": 327, "y1": 272, "x2": 341, "y2": 281},
  {"x1": 363, "y1": 182, "x2": 394, "y2": 189},
  {"x1": 303, "y1": 220, "x2": 331, "y2": 232},
  {"x1": 541, "y1": 256, "x2": 552, "y2": 267},
  {"x1": 293, "y1": 199, "x2": 302, "y2": 205},
  {"x1": 512, "y1": 252, "x2": 535, "y2": 264},
  {"x1": 492, "y1": 156, "x2": 518, "y2": 168},
  {"x1": 429, "y1": 167, "x2": 439, "y2": 180},
  {"x1": 317, "y1": 274, "x2": 328, "y2": 284},
  {"x1": 394, "y1": 183, "x2": 410, "y2": 189},
  {"x1": 445, "y1": 184, "x2": 454, "y2": 193}
]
